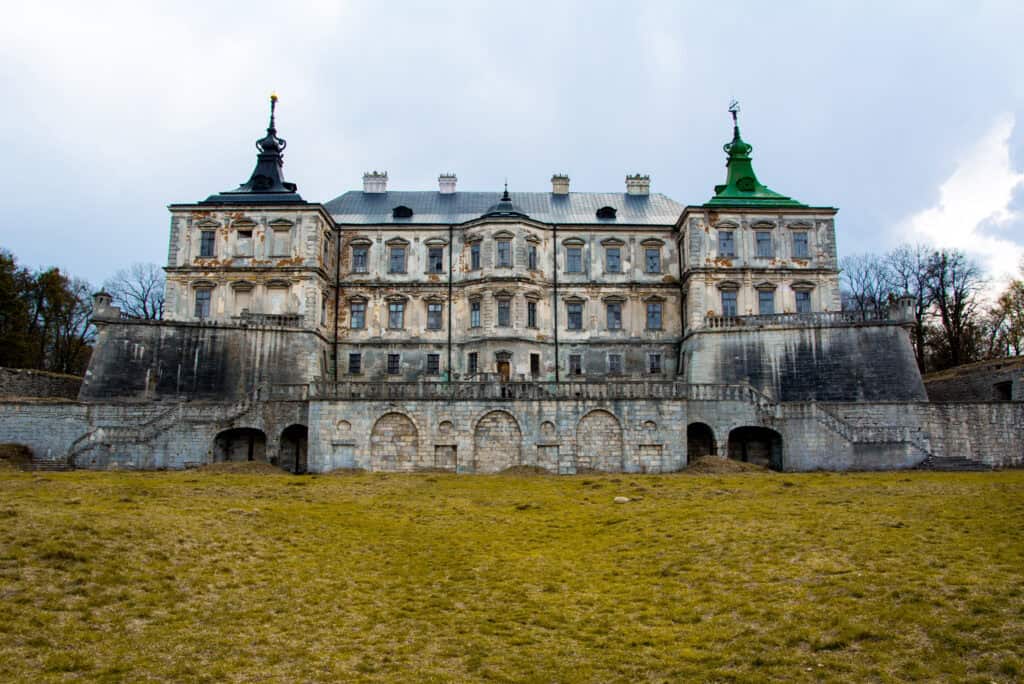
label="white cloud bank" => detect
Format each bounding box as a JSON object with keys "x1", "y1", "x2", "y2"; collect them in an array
[{"x1": 904, "y1": 113, "x2": 1024, "y2": 285}]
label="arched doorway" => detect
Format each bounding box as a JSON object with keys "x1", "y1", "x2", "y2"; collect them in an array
[
  {"x1": 576, "y1": 410, "x2": 624, "y2": 472},
  {"x1": 370, "y1": 413, "x2": 419, "y2": 471},
  {"x1": 213, "y1": 428, "x2": 267, "y2": 463},
  {"x1": 728, "y1": 426, "x2": 783, "y2": 470},
  {"x1": 280, "y1": 424, "x2": 309, "y2": 474},
  {"x1": 687, "y1": 423, "x2": 716, "y2": 461},
  {"x1": 472, "y1": 411, "x2": 522, "y2": 472}
]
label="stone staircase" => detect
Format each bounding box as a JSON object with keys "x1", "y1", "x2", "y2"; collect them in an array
[{"x1": 915, "y1": 455, "x2": 993, "y2": 472}]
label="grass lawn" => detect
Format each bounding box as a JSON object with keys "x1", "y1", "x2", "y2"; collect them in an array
[{"x1": 1, "y1": 466, "x2": 1022, "y2": 682}]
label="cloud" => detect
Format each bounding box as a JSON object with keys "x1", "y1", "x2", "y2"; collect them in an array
[{"x1": 903, "y1": 113, "x2": 1024, "y2": 284}]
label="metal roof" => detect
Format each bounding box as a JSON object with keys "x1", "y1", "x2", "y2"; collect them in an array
[{"x1": 324, "y1": 191, "x2": 686, "y2": 226}]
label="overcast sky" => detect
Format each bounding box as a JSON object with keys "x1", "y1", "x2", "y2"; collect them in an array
[{"x1": 2, "y1": 1, "x2": 1022, "y2": 289}]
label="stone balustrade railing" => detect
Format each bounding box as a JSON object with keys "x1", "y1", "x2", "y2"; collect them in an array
[{"x1": 702, "y1": 310, "x2": 887, "y2": 330}]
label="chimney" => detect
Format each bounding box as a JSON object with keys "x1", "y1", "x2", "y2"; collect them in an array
[
  {"x1": 438, "y1": 173, "x2": 457, "y2": 194},
  {"x1": 362, "y1": 171, "x2": 388, "y2": 194},
  {"x1": 626, "y1": 174, "x2": 650, "y2": 196},
  {"x1": 551, "y1": 174, "x2": 570, "y2": 195}
]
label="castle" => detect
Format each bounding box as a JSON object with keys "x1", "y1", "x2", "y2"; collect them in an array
[{"x1": 3, "y1": 98, "x2": 1019, "y2": 473}]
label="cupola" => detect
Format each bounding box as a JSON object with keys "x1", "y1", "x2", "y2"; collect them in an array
[
  {"x1": 201, "y1": 94, "x2": 305, "y2": 205},
  {"x1": 482, "y1": 184, "x2": 529, "y2": 218}
]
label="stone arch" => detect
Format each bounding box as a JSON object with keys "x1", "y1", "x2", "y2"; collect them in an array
[
  {"x1": 728, "y1": 426, "x2": 783, "y2": 471},
  {"x1": 472, "y1": 410, "x2": 522, "y2": 473},
  {"x1": 279, "y1": 424, "x2": 309, "y2": 474},
  {"x1": 687, "y1": 422, "x2": 716, "y2": 461},
  {"x1": 213, "y1": 428, "x2": 267, "y2": 463},
  {"x1": 370, "y1": 412, "x2": 419, "y2": 471},
  {"x1": 576, "y1": 410, "x2": 623, "y2": 472}
]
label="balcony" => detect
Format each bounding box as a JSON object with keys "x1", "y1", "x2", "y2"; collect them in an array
[
  {"x1": 233, "y1": 312, "x2": 304, "y2": 328},
  {"x1": 701, "y1": 310, "x2": 887, "y2": 331}
]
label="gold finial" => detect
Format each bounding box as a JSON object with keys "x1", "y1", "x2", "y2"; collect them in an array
[{"x1": 271, "y1": 91, "x2": 278, "y2": 103}]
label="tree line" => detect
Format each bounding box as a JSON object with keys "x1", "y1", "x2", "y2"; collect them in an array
[
  {"x1": 0, "y1": 250, "x2": 164, "y2": 376},
  {"x1": 840, "y1": 245, "x2": 1024, "y2": 373}
]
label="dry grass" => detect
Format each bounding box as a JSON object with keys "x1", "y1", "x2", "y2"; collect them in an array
[{"x1": 1, "y1": 468, "x2": 1022, "y2": 682}]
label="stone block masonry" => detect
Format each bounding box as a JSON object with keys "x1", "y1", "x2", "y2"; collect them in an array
[{"x1": 0, "y1": 367, "x2": 82, "y2": 399}]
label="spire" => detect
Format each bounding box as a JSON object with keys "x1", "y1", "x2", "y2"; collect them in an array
[
  {"x1": 200, "y1": 94, "x2": 305, "y2": 205},
  {"x1": 706, "y1": 101, "x2": 804, "y2": 208}
]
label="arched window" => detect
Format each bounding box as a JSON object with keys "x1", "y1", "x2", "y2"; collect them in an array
[{"x1": 596, "y1": 206, "x2": 617, "y2": 219}]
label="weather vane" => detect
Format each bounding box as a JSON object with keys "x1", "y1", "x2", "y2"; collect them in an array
[{"x1": 728, "y1": 99, "x2": 740, "y2": 124}]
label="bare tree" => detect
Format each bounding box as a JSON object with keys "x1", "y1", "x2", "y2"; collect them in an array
[
  {"x1": 840, "y1": 253, "x2": 895, "y2": 319},
  {"x1": 926, "y1": 249, "x2": 985, "y2": 369},
  {"x1": 986, "y1": 279, "x2": 1024, "y2": 357},
  {"x1": 886, "y1": 243, "x2": 934, "y2": 372},
  {"x1": 103, "y1": 263, "x2": 165, "y2": 320}
]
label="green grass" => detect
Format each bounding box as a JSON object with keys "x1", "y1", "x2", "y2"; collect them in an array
[{"x1": 1, "y1": 468, "x2": 1022, "y2": 682}]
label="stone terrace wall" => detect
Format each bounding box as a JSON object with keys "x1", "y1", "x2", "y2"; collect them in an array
[
  {"x1": 0, "y1": 367, "x2": 82, "y2": 399},
  {"x1": 923, "y1": 357, "x2": 1024, "y2": 402},
  {"x1": 308, "y1": 398, "x2": 695, "y2": 474}
]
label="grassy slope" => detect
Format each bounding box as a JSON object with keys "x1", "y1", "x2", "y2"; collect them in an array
[{"x1": 0, "y1": 469, "x2": 1022, "y2": 683}]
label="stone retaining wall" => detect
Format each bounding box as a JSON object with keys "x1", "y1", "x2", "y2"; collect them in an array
[{"x1": 0, "y1": 367, "x2": 82, "y2": 399}]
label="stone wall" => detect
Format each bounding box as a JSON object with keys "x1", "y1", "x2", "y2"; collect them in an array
[
  {"x1": 923, "y1": 357, "x2": 1024, "y2": 402},
  {"x1": 681, "y1": 322, "x2": 926, "y2": 402},
  {"x1": 0, "y1": 367, "x2": 82, "y2": 399},
  {"x1": 80, "y1": 319, "x2": 329, "y2": 401}
]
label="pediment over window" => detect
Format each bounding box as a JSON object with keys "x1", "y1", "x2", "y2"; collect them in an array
[
  {"x1": 642, "y1": 294, "x2": 666, "y2": 302},
  {"x1": 562, "y1": 295, "x2": 586, "y2": 304},
  {"x1": 385, "y1": 237, "x2": 410, "y2": 246},
  {"x1": 268, "y1": 218, "x2": 295, "y2": 227},
  {"x1": 231, "y1": 218, "x2": 256, "y2": 228},
  {"x1": 751, "y1": 221, "x2": 777, "y2": 229},
  {"x1": 754, "y1": 281, "x2": 778, "y2": 291},
  {"x1": 384, "y1": 294, "x2": 408, "y2": 303},
  {"x1": 493, "y1": 289, "x2": 514, "y2": 299},
  {"x1": 195, "y1": 219, "x2": 221, "y2": 229},
  {"x1": 464, "y1": 233, "x2": 483, "y2": 244},
  {"x1": 600, "y1": 237, "x2": 625, "y2": 247},
  {"x1": 525, "y1": 233, "x2": 541, "y2": 244},
  {"x1": 602, "y1": 294, "x2": 627, "y2": 303},
  {"x1": 191, "y1": 280, "x2": 217, "y2": 289},
  {"x1": 346, "y1": 294, "x2": 368, "y2": 303},
  {"x1": 716, "y1": 280, "x2": 741, "y2": 291},
  {"x1": 492, "y1": 230, "x2": 515, "y2": 239},
  {"x1": 424, "y1": 237, "x2": 449, "y2": 247},
  {"x1": 790, "y1": 280, "x2": 816, "y2": 291},
  {"x1": 787, "y1": 221, "x2": 813, "y2": 229},
  {"x1": 713, "y1": 220, "x2": 739, "y2": 229},
  {"x1": 230, "y1": 280, "x2": 255, "y2": 291},
  {"x1": 562, "y1": 237, "x2": 585, "y2": 247},
  {"x1": 266, "y1": 279, "x2": 291, "y2": 289},
  {"x1": 348, "y1": 236, "x2": 372, "y2": 246},
  {"x1": 423, "y1": 295, "x2": 445, "y2": 304},
  {"x1": 640, "y1": 238, "x2": 665, "y2": 246},
  {"x1": 523, "y1": 291, "x2": 542, "y2": 301}
]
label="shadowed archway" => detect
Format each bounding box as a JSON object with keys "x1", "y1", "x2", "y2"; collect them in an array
[
  {"x1": 727, "y1": 426, "x2": 783, "y2": 471},
  {"x1": 213, "y1": 428, "x2": 267, "y2": 463},
  {"x1": 280, "y1": 424, "x2": 309, "y2": 474},
  {"x1": 687, "y1": 422, "x2": 716, "y2": 461}
]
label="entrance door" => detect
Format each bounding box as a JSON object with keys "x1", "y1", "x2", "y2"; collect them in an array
[{"x1": 497, "y1": 361, "x2": 511, "y2": 382}]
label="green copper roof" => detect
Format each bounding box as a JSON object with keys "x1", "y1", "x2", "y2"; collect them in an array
[{"x1": 705, "y1": 119, "x2": 806, "y2": 208}]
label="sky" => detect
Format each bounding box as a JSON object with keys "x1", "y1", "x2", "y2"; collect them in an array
[{"x1": 1, "y1": 0, "x2": 1023, "y2": 289}]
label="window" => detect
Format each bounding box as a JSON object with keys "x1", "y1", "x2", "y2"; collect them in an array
[
  {"x1": 569, "y1": 354, "x2": 582, "y2": 376},
  {"x1": 497, "y1": 299, "x2": 511, "y2": 327},
  {"x1": 348, "y1": 353, "x2": 361, "y2": 375},
  {"x1": 566, "y1": 246, "x2": 583, "y2": 273},
  {"x1": 267, "y1": 286, "x2": 287, "y2": 314},
  {"x1": 427, "y1": 247, "x2": 444, "y2": 274},
  {"x1": 530, "y1": 353, "x2": 540, "y2": 377},
  {"x1": 793, "y1": 232, "x2": 809, "y2": 258},
  {"x1": 323, "y1": 236, "x2": 331, "y2": 265},
  {"x1": 596, "y1": 206, "x2": 617, "y2": 219},
  {"x1": 526, "y1": 301, "x2": 537, "y2": 328},
  {"x1": 795, "y1": 290, "x2": 811, "y2": 314},
  {"x1": 755, "y1": 231, "x2": 772, "y2": 258},
  {"x1": 271, "y1": 228, "x2": 290, "y2": 257},
  {"x1": 648, "y1": 353, "x2": 662, "y2": 374},
  {"x1": 496, "y1": 239, "x2": 512, "y2": 267},
  {"x1": 234, "y1": 288, "x2": 251, "y2": 315},
  {"x1": 645, "y1": 248, "x2": 661, "y2": 273},
  {"x1": 567, "y1": 302, "x2": 583, "y2": 330},
  {"x1": 606, "y1": 302, "x2": 622, "y2": 330},
  {"x1": 467, "y1": 352, "x2": 478, "y2": 375},
  {"x1": 758, "y1": 290, "x2": 775, "y2": 315},
  {"x1": 387, "y1": 353, "x2": 401, "y2": 375},
  {"x1": 470, "y1": 242, "x2": 481, "y2": 270},
  {"x1": 426, "y1": 353, "x2": 440, "y2": 375},
  {"x1": 321, "y1": 294, "x2": 328, "y2": 326},
  {"x1": 350, "y1": 301, "x2": 365, "y2": 329},
  {"x1": 528, "y1": 244, "x2": 538, "y2": 270},
  {"x1": 719, "y1": 231, "x2": 735, "y2": 257},
  {"x1": 194, "y1": 289, "x2": 211, "y2": 319},
  {"x1": 427, "y1": 302, "x2": 443, "y2": 330},
  {"x1": 608, "y1": 353, "x2": 623, "y2": 374},
  {"x1": 352, "y1": 246, "x2": 368, "y2": 273},
  {"x1": 606, "y1": 247, "x2": 621, "y2": 273},
  {"x1": 392, "y1": 205, "x2": 413, "y2": 218},
  {"x1": 646, "y1": 302, "x2": 662, "y2": 330},
  {"x1": 199, "y1": 231, "x2": 215, "y2": 257},
  {"x1": 235, "y1": 230, "x2": 253, "y2": 257},
  {"x1": 389, "y1": 246, "x2": 406, "y2": 273},
  {"x1": 721, "y1": 291, "x2": 738, "y2": 317},
  {"x1": 470, "y1": 300, "x2": 481, "y2": 328},
  {"x1": 388, "y1": 301, "x2": 405, "y2": 329}
]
